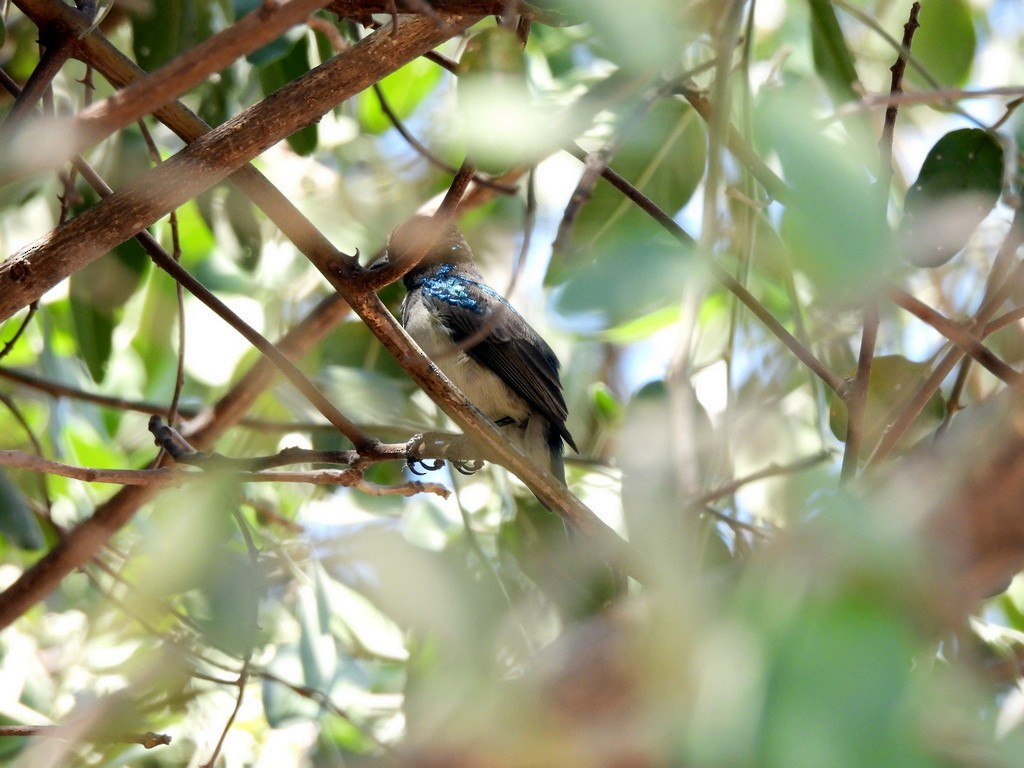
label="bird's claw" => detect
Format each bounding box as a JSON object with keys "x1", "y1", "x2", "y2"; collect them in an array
[
  {"x1": 452, "y1": 459, "x2": 485, "y2": 475},
  {"x1": 405, "y1": 432, "x2": 484, "y2": 475},
  {"x1": 405, "y1": 432, "x2": 448, "y2": 475},
  {"x1": 407, "y1": 457, "x2": 445, "y2": 475}
]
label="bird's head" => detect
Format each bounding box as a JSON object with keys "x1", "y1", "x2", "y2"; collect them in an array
[{"x1": 386, "y1": 215, "x2": 474, "y2": 274}]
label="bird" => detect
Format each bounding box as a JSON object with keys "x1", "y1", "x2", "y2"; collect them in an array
[
  {"x1": 390, "y1": 215, "x2": 578, "y2": 486},
  {"x1": 389, "y1": 216, "x2": 624, "y2": 617}
]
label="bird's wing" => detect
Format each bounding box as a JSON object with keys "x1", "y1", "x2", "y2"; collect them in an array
[{"x1": 424, "y1": 282, "x2": 577, "y2": 452}]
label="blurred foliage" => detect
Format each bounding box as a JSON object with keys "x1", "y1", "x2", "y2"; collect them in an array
[{"x1": 2, "y1": 0, "x2": 1024, "y2": 766}]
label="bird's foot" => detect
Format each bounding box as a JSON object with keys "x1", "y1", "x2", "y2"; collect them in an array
[{"x1": 405, "y1": 432, "x2": 484, "y2": 475}]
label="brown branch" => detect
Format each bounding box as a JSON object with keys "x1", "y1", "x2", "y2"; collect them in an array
[
  {"x1": 329, "y1": 0, "x2": 509, "y2": 15},
  {"x1": 871, "y1": 209, "x2": 1024, "y2": 463},
  {"x1": 0, "y1": 725, "x2": 171, "y2": 749},
  {"x1": 9, "y1": 0, "x2": 354, "y2": 304},
  {"x1": 0, "y1": 290, "x2": 349, "y2": 630},
  {"x1": 0, "y1": 28, "x2": 75, "y2": 133},
  {"x1": 877, "y1": 1, "x2": 920, "y2": 185},
  {"x1": 31, "y1": 0, "x2": 337, "y2": 174},
  {"x1": 0, "y1": 449, "x2": 449, "y2": 496},
  {"x1": 845, "y1": 5, "x2": 920, "y2": 480},
  {"x1": 370, "y1": 81, "x2": 518, "y2": 194},
  {"x1": 678, "y1": 82, "x2": 790, "y2": 203},
  {"x1": 20, "y1": 100, "x2": 372, "y2": 447},
  {"x1": 885, "y1": 286, "x2": 1020, "y2": 384},
  {"x1": 689, "y1": 451, "x2": 833, "y2": 509},
  {"x1": 563, "y1": 142, "x2": 847, "y2": 397},
  {"x1": 0, "y1": 13, "x2": 478, "y2": 320},
  {"x1": 0, "y1": 362, "x2": 411, "y2": 435}
]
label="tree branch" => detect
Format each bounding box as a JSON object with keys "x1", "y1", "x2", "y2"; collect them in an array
[
  {"x1": 3, "y1": 0, "x2": 336, "y2": 179},
  {"x1": 0, "y1": 12, "x2": 478, "y2": 321},
  {"x1": 0, "y1": 291, "x2": 349, "y2": 630},
  {"x1": 0, "y1": 725, "x2": 171, "y2": 749}
]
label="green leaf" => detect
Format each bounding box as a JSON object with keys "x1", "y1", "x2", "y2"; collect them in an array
[
  {"x1": 198, "y1": 65, "x2": 237, "y2": 127},
  {"x1": 232, "y1": 0, "x2": 261, "y2": 16},
  {"x1": 297, "y1": 581, "x2": 335, "y2": 690},
  {"x1": 600, "y1": 305, "x2": 680, "y2": 343},
  {"x1": 460, "y1": 26, "x2": 526, "y2": 77},
  {"x1": 757, "y1": 81, "x2": 893, "y2": 298},
  {"x1": 759, "y1": 595, "x2": 923, "y2": 768},
  {"x1": 258, "y1": 36, "x2": 318, "y2": 155},
  {"x1": 131, "y1": 0, "x2": 214, "y2": 72},
  {"x1": 554, "y1": 228, "x2": 696, "y2": 330},
  {"x1": 357, "y1": 57, "x2": 442, "y2": 135},
  {"x1": 908, "y1": 0, "x2": 976, "y2": 89},
  {"x1": 69, "y1": 297, "x2": 115, "y2": 382},
  {"x1": 560, "y1": 0, "x2": 697, "y2": 74},
  {"x1": 900, "y1": 128, "x2": 1003, "y2": 268},
  {"x1": 263, "y1": 646, "x2": 321, "y2": 726},
  {"x1": 808, "y1": 0, "x2": 859, "y2": 103},
  {"x1": 194, "y1": 552, "x2": 263, "y2": 656},
  {"x1": 590, "y1": 382, "x2": 622, "y2": 425},
  {"x1": 176, "y1": 199, "x2": 217, "y2": 267},
  {"x1": 827, "y1": 355, "x2": 945, "y2": 450},
  {"x1": 225, "y1": 185, "x2": 262, "y2": 271},
  {"x1": 548, "y1": 98, "x2": 706, "y2": 291},
  {"x1": 246, "y1": 32, "x2": 301, "y2": 67},
  {"x1": 69, "y1": 237, "x2": 149, "y2": 382},
  {"x1": 319, "y1": 367, "x2": 431, "y2": 431},
  {"x1": 0, "y1": 470, "x2": 44, "y2": 550},
  {"x1": 457, "y1": 27, "x2": 531, "y2": 174}
]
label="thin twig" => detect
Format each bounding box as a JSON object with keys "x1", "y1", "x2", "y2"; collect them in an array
[
  {"x1": 65, "y1": 152, "x2": 374, "y2": 449},
  {"x1": 0, "y1": 391, "x2": 54, "y2": 520},
  {"x1": 885, "y1": 286, "x2": 1019, "y2": 384},
  {"x1": 844, "y1": 2, "x2": 920, "y2": 481},
  {"x1": 688, "y1": 451, "x2": 833, "y2": 509},
  {"x1": 0, "y1": 286, "x2": 351, "y2": 632},
  {"x1": 0, "y1": 31, "x2": 74, "y2": 132},
  {"x1": 0, "y1": 364, "x2": 353, "y2": 432},
  {"x1": 0, "y1": 449, "x2": 451, "y2": 495},
  {"x1": 0, "y1": 725, "x2": 171, "y2": 749},
  {"x1": 0, "y1": 304, "x2": 37, "y2": 362},
  {"x1": 201, "y1": 506, "x2": 258, "y2": 768},
  {"x1": 877, "y1": 1, "x2": 921, "y2": 186},
  {"x1": 136, "y1": 118, "x2": 189, "y2": 425},
  {"x1": 677, "y1": 81, "x2": 791, "y2": 202},
  {"x1": 437, "y1": 159, "x2": 476, "y2": 218},
  {"x1": 564, "y1": 142, "x2": 847, "y2": 397},
  {"x1": 984, "y1": 306, "x2": 1024, "y2": 337},
  {"x1": 7, "y1": 0, "x2": 339, "y2": 178},
  {"x1": 840, "y1": 303, "x2": 878, "y2": 481},
  {"x1": 372, "y1": 82, "x2": 518, "y2": 194}
]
